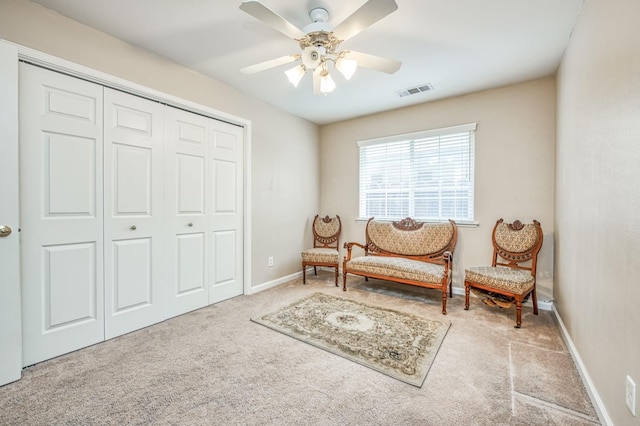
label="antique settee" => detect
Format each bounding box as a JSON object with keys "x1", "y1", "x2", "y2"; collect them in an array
[{"x1": 342, "y1": 217, "x2": 458, "y2": 314}]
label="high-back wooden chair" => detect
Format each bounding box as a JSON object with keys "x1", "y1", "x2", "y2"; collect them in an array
[
  {"x1": 464, "y1": 218, "x2": 543, "y2": 328},
  {"x1": 301, "y1": 215, "x2": 341, "y2": 286}
]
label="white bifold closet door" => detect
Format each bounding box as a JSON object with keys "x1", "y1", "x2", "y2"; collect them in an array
[
  {"x1": 20, "y1": 63, "x2": 244, "y2": 366},
  {"x1": 19, "y1": 63, "x2": 105, "y2": 366},
  {"x1": 164, "y1": 106, "x2": 244, "y2": 316},
  {"x1": 103, "y1": 88, "x2": 165, "y2": 339},
  {"x1": 208, "y1": 118, "x2": 244, "y2": 304},
  {"x1": 164, "y1": 107, "x2": 209, "y2": 317}
]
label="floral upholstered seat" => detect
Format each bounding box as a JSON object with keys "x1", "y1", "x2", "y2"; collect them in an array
[
  {"x1": 464, "y1": 266, "x2": 535, "y2": 295},
  {"x1": 464, "y1": 219, "x2": 543, "y2": 328},
  {"x1": 301, "y1": 215, "x2": 341, "y2": 285}
]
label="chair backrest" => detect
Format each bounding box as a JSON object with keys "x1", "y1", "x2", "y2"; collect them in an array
[
  {"x1": 491, "y1": 218, "x2": 543, "y2": 276},
  {"x1": 312, "y1": 215, "x2": 341, "y2": 249},
  {"x1": 365, "y1": 217, "x2": 457, "y2": 263}
]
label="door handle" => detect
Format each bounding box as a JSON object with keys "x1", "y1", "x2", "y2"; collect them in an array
[
  {"x1": 188, "y1": 222, "x2": 193, "y2": 227},
  {"x1": 130, "y1": 225, "x2": 137, "y2": 231},
  {"x1": 0, "y1": 225, "x2": 12, "y2": 237}
]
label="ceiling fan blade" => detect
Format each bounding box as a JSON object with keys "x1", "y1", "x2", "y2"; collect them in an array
[
  {"x1": 241, "y1": 55, "x2": 298, "y2": 74},
  {"x1": 239, "y1": 0, "x2": 307, "y2": 40},
  {"x1": 332, "y1": 0, "x2": 398, "y2": 41},
  {"x1": 347, "y1": 51, "x2": 401, "y2": 74}
]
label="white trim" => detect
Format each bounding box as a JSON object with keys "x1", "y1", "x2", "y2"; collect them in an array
[
  {"x1": 249, "y1": 271, "x2": 305, "y2": 294},
  {"x1": 552, "y1": 305, "x2": 612, "y2": 426},
  {"x1": 243, "y1": 126, "x2": 252, "y2": 297},
  {"x1": 357, "y1": 122, "x2": 477, "y2": 147},
  {"x1": 355, "y1": 217, "x2": 480, "y2": 227},
  {"x1": 6, "y1": 41, "x2": 247, "y2": 128},
  {"x1": 537, "y1": 299, "x2": 553, "y2": 311},
  {"x1": 248, "y1": 275, "x2": 555, "y2": 312}
]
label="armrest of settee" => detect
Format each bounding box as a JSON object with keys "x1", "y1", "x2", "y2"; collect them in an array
[{"x1": 343, "y1": 241, "x2": 367, "y2": 263}]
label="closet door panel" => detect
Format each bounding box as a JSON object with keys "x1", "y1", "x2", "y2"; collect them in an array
[
  {"x1": 20, "y1": 63, "x2": 105, "y2": 366},
  {"x1": 113, "y1": 144, "x2": 152, "y2": 214},
  {"x1": 45, "y1": 243, "x2": 98, "y2": 328},
  {"x1": 209, "y1": 121, "x2": 244, "y2": 304},
  {"x1": 177, "y1": 154, "x2": 205, "y2": 213},
  {"x1": 46, "y1": 133, "x2": 97, "y2": 214},
  {"x1": 213, "y1": 230, "x2": 236, "y2": 284},
  {"x1": 176, "y1": 233, "x2": 205, "y2": 294},
  {"x1": 164, "y1": 107, "x2": 209, "y2": 318},
  {"x1": 104, "y1": 88, "x2": 164, "y2": 339},
  {"x1": 112, "y1": 238, "x2": 153, "y2": 311}
]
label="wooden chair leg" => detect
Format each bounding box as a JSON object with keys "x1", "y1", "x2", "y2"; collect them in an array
[
  {"x1": 464, "y1": 283, "x2": 470, "y2": 310},
  {"x1": 313, "y1": 266, "x2": 317, "y2": 276},
  {"x1": 515, "y1": 298, "x2": 523, "y2": 328},
  {"x1": 302, "y1": 263, "x2": 306, "y2": 284},
  {"x1": 532, "y1": 287, "x2": 539, "y2": 315},
  {"x1": 334, "y1": 266, "x2": 338, "y2": 286},
  {"x1": 342, "y1": 272, "x2": 347, "y2": 291},
  {"x1": 441, "y1": 290, "x2": 447, "y2": 315}
]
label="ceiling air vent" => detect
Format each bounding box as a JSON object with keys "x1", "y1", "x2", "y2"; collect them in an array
[{"x1": 397, "y1": 83, "x2": 434, "y2": 98}]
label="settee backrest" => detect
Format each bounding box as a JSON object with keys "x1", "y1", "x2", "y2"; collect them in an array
[{"x1": 365, "y1": 218, "x2": 457, "y2": 261}]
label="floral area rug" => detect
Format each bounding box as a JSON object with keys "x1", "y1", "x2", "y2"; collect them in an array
[{"x1": 251, "y1": 293, "x2": 450, "y2": 387}]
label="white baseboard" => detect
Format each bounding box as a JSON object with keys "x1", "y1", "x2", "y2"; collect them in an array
[
  {"x1": 250, "y1": 266, "x2": 342, "y2": 295},
  {"x1": 248, "y1": 271, "x2": 304, "y2": 294},
  {"x1": 552, "y1": 305, "x2": 612, "y2": 426},
  {"x1": 250, "y1": 273, "x2": 555, "y2": 312}
]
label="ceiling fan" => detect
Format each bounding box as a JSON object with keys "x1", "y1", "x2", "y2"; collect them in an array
[{"x1": 239, "y1": 0, "x2": 402, "y2": 95}]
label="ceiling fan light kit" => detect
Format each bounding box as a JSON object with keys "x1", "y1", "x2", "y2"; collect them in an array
[
  {"x1": 335, "y1": 56, "x2": 357, "y2": 80},
  {"x1": 319, "y1": 64, "x2": 336, "y2": 94},
  {"x1": 284, "y1": 64, "x2": 306, "y2": 87},
  {"x1": 239, "y1": 0, "x2": 401, "y2": 95}
]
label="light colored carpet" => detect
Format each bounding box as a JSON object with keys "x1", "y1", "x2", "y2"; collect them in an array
[
  {"x1": 252, "y1": 292, "x2": 450, "y2": 387},
  {"x1": 0, "y1": 271, "x2": 600, "y2": 425}
]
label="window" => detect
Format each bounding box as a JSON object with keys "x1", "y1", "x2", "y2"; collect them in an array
[{"x1": 358, "y1": 123, "x2": 476, "y2": 223}]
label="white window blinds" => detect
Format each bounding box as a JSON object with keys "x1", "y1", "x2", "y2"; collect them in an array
[{"x1": 358, "y1": 123, "x2": 476, "y2": 223}]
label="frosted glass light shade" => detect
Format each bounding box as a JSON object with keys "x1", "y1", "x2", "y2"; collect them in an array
[
  {"x1": 285, "y1": 65, "x2": 306, "y2": 87},
  {"x1": 336, "y1": 57, "x2": 357, "y2": 80},
  {"x1": 320, "y1": 71, "x2": 336, "y2": 94}
]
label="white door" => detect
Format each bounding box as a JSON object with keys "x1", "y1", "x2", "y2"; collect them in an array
[
  {"x1": 209, "y1": 120, "x2": 244, "y2": 304},
  {"x1": 164, "y1": 106, "x2": 210, "y2": 318},
  {"x1": 0, "y1": 42, "x2": 22, "y2": 385},
  {"x1": 103, "y1": 88, "x2": 165, "y2": 339},
  {"x1": 20, "y1": 63, "x2": 105, "y2": 366}
]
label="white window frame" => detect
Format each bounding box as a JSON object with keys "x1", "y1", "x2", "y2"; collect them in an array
[{"x1": 357, "y1": 123, "x2": 476, "y2": 224}]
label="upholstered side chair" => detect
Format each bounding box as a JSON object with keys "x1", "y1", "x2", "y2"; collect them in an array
[
  {"x1": 301, "y1": 215, "x2": 342, "y2": 286},
  {"x1": 464, "y1": 218, "x2": 543, "y2": 328}
]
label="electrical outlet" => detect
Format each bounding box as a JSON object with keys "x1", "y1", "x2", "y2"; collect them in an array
[
  {"x1": 627, "y1": 375, "x2": 637, "y2": 416},
  {"x1": 268, "y1": 256, "x2": 274, "y2": 267}
]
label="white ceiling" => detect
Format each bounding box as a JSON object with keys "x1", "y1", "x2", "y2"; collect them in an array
[{"x1": 31, "y1": 0, "x2": 584, "y2": 125}]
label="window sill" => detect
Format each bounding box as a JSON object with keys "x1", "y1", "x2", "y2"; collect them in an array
[{"x1": 355, "y1": 218, "x2": 479, "y2": 227}]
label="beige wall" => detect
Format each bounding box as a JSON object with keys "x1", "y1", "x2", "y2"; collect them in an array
[
  {"x1": 556, "y1": 0, "x2": 640, "y2": 424},
  {"x1": 320, "y1": 78, "x2": 556, "y2": 294},
  {"x1": 0, "y1": 0, "x2": 320, "y2": 288}
]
